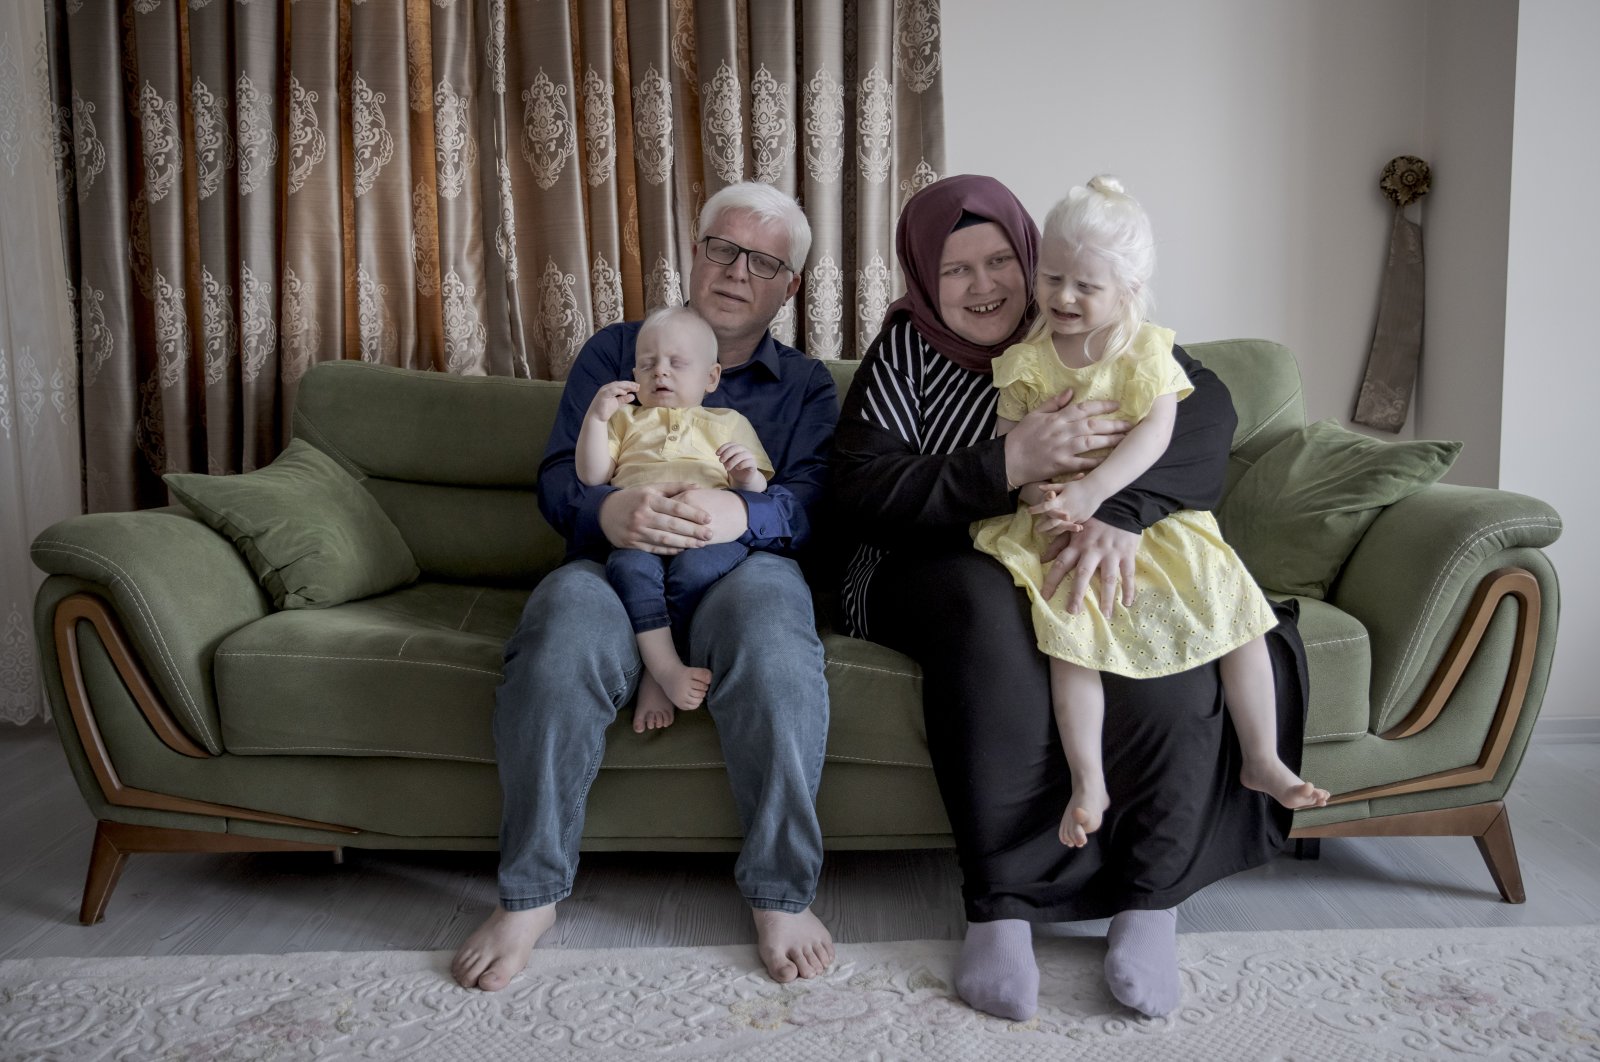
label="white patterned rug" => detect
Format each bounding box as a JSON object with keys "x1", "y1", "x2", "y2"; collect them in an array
[{"x1": 2, "y1": 926, "x2": 1597, "y2": 1060}]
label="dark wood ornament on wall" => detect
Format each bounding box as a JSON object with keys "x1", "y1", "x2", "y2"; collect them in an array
[{"x1": 1353, "y1": 155, "x2": 1432, "y2": 432}]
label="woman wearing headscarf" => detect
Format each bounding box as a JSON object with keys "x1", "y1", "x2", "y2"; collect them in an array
[{"x1": 831, "y1": 175, "x2": 1308, "y2": 1020}]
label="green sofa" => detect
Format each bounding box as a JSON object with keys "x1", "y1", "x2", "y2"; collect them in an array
[{"x1": 31, "y1": 340, "x2": 1562, "y2": 923}]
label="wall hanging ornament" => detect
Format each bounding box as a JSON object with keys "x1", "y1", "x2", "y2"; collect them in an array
[{"x1": 1353, "y1": 155, "x2": 1431, "y2": 432}]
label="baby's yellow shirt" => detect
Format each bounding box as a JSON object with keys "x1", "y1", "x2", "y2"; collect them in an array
[{"x1": 606, "y1": 405, "x2": 774, "y2": 489}]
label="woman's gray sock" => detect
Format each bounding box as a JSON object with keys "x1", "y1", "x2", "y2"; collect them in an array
[
  {"x1": 954, "y1": 918, "x2": 1038, "y2": 1020},
  {"x1": 1104, "y1": 907, "x2": 1180, "y2": 1017}
]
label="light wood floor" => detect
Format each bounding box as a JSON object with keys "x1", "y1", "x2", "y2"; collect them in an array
[{"x1": 2, "y1": 722, "x2": 1597, "y2": 961}]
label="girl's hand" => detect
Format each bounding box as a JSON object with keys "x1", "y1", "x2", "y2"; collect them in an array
[
  {"x1": 717, "y1": 443, "x2": 768, "y2": 491},
  {"x1": 1027, "y1": 483, "x2": 1084, "y2": 537},
  {"x1": 1028, "y1": 478, "x2": 1098, "y2": 536},
  {"x1": 586, "y1": 380, "x2": 639, "y2": 422}
]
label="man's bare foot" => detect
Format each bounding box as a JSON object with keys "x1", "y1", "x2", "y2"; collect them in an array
[
  {"x1": 450, "y1": 904, "x2": 555, "y2": 991},
  {"x1": 632, "y1": 672, "x2": 676, "y2": 732},
  {"x1": 1241, "y1": 758, "x2": 1330, "y2": 809},
  {"x1": 752, "y1": 907, "x2": 835, "y2": 983},
  {"x1": 1060, "y1": 783, "x2": 1110, "y2": 847}
]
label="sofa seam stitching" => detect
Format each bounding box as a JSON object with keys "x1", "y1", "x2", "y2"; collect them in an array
[
  {"x1": 824, "y1": 658, "x2": 918, "y2": 679},
  {"x1": 1305, "y1": 727, "x2": 1368, "y2": 740},
  {"x1": 215, "y1": 650, "x2": 502, "y2": 677},
  {"x1": 1378, "y1": 516, "x2": 1562, "y2": 728},
  {"x1": 1302, "y1": 635, "x2": 1368, "y2": 649},
  {"x1": 228, "y1": 743, "x2": 496, "y2": 762},
  {"x1": 458, "y1": 589, "x2": 485, "y2": 632},
  {"x1": 1232, "y1": 390, "x2": 1299, "y2": 451},
  {"x1": 31, "y1": 540, "x2": 218, "y2": 748}
]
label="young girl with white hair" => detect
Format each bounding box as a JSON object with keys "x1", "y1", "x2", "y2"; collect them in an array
[{"x1": 972, "y1": 176, "x2": 1329, "y2": 849}]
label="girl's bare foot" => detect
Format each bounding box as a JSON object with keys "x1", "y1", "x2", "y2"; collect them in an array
[
  {"x1": 450, "y1": 904, "x2": 556, "y2": 991},
  {"x1": 1241, "y1": 758, "x2": 1330, "y2": 809},
  {"x1": 1059, "y1": 783, "x2": 1110, "y2": 847},
  {"x1": 753, "y1": 907, "x2": 835, "y2": 983},
  {"x1": 632, "y1": 672, "x2": 676, "y2": 732}
]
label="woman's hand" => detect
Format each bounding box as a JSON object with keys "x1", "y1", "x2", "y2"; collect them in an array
[
  {"x1": 1040, "y1": 517, "x2": 1139, "y2": 617},
  {"x1": 1003, "y1": 387, "x2": 1131, "y2": 487}
]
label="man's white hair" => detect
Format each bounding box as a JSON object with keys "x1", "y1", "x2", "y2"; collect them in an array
[{"x1": 698, "y1": 182, "x2": 813, "y2": 273}]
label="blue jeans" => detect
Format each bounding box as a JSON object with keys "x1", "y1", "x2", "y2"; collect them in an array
[
  {"x1": 605, "y1": 543, "x2": 750, "y2": 636},
  {"x1": 491, "y1": 552, "x2": 828, "y2": 913}
]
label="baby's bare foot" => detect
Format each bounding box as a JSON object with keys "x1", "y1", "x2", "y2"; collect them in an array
[
  {"x1": 753, "y1": 907, "x2": 835, "y2": 983},
  {"x1": 1241, "y1": 758, "x2": 1330, "y2": 809},
  {"x1": 657, "y1": 664, "x2": 711, "y2": 711},
  {"x1": 1060, "y1": 783, "x2": 1110, "y2": 847},
  {"x1": 450, "y1": 904, "x2": 555, "y2": 991},
  {"x1": 632, "y1": 672, "x2": 676, "y2": 732}
]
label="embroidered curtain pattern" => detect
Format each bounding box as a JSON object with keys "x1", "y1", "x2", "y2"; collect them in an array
[
  {"x1": 2, "y1": 0, "x2": 79, "y2": 724},
  {"x1": 45, "y1": 0, "x2": 945, "y2": 516}
]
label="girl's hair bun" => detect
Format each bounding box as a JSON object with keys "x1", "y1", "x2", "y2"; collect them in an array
[{"x1": 1087, "y1": 174, "x2": 1125, "y2": 196}]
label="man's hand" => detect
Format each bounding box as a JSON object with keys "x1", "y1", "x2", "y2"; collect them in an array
[
  {"x1": 677, "y1": 487, "x2": 750, "y2": 544},
  {"x1": 717, "y1": 442, "x2": 768, "y2": 492},
  {"x1": 1003, "y1": 388, "x2": 1131, "y2": 487},
  {"x1": 586, "y1": 380, "x2": 639, "y2": 424},
  {"x1": 599, "y1": 483, "x2": 711, "y2": 554},
  {"x1": 1040, "y1": 517, "x2": 1140, "y2": 617}
]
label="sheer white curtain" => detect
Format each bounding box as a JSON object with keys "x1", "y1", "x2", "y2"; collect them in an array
[{"x1": 0, "y1": 0, "x2": 79, "y2": 725}]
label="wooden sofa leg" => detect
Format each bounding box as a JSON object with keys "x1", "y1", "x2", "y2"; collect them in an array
[
  {"x1": 80, "y1": 820, "x2": 341, "y2": 926},
  {"x1": 1474, "y1": 804, "x2": 1526, "y2": 904},
  {"x1": 1292, "y1": 800, "x2": 1527, "y2": 904}
]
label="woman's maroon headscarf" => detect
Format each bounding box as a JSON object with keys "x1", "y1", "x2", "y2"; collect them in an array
[{"x1": 884, "y1": 174, "x2": 1040, "y2": 373}]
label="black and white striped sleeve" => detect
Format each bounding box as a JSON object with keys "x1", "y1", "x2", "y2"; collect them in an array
[{"x1": 830, "y1": 322, "x2": 1019, "y2": 544}]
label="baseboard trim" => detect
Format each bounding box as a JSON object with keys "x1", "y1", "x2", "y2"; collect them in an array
[{"x1": 1533, "y1": 717, "x2": 1600, "y2": 743}]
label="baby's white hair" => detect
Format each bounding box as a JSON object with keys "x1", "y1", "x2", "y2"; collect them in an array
[{"x1": 638, "y1": 306, "x2": 718, "y2": 362}]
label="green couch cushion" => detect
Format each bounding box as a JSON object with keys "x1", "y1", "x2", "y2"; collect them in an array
[
  {"x1": 214, "y1": 582, "x2": 519, "y2": 760},
  {"x1": 1219, "y1": 419, "x2": 1461, "y2": 599},
  {"x1": 213, "y1": 580, "x2": 935, "y2": 771},
  {"x1": 1284, "y1": 595, "x2": 1371, "y2": 745},
  {"x1": 164, "y1": 439, "x2": 420, "y2": 610}
]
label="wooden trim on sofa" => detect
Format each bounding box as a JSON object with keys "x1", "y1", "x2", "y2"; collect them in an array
[
  {"x1": 52, "y1": 592, "x2": 360, "y2": 835},
  {"x1": 1291, "y1": 801, "x2": 1524, "y2": 903},
  {"x1": 1325, "y1": 567, "x2": 1540, "y2": 808},
  {"x1": 80, "y1": 820, "x2": 342, "y2": 925}
]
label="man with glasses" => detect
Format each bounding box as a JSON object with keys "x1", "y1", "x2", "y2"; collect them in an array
[{"x1": 453, "y1": 182, "x2": 839, "y2": 992}]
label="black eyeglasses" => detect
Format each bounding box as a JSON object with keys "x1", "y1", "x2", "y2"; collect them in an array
[{"x1": 701, "y1": 236, "x2": 791, "y2": 280}]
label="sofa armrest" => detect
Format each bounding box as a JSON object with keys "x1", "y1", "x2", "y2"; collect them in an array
[
  {"x1": 1329, "y1": 483, "x2": 1561, "y2": 735},
  {"x1": 31, "y1": 508, "x2": 271, "y2": 754}
]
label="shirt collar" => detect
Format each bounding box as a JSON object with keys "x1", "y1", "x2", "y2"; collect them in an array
[{"x1": 720, "y1": 331, "x2": 783, "y2": 381}]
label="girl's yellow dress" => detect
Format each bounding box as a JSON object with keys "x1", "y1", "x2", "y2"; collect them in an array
[{"x1": 971, "y1": 324, "x2": 1276, "y2": 678}]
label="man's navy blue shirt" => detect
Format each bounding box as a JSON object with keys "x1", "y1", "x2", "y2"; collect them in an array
[{"x1": 537, "y1": 320, "x2": 839, "y2": 558}]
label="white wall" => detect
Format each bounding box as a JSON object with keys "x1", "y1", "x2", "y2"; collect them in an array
[
  {"x1": 945, "y1": 0, "x2": 1594, "y2": 722},
  {"x1": 1415, "y1": 0, "x2": 1516, "y2": 490},
  {"x1": 1501, "y1": 0, "x2": 1600, "y2": 722},
  {"x1": 943, "y1": 0, "x2": 1429, "y2": 431}
]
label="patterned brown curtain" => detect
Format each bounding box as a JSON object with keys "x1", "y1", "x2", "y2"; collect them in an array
[{"x1": 43, "y1": 0, "x2": 945, "y2": 513}]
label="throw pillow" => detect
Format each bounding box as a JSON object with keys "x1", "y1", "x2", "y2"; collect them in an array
[
  {"x1": 1218, "y1": 418, "x2": 1461, "y2": 599},
  {"x1": 164, "y1": 439, "x2": 420, "y2": 609}
]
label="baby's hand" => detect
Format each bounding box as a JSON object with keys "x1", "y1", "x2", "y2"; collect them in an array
[
  {"x1": 717, "y1": 443, "x2": 768, "y2": 492},
  {"x1": 587, "y1": 380, "x2": 639, "y2": 422}
]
